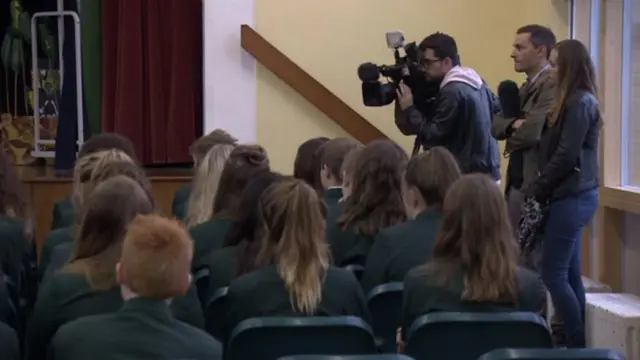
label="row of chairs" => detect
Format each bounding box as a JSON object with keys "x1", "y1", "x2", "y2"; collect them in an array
[{"x1": 277, "y1": 350, "x2": 625, "y2": 359}]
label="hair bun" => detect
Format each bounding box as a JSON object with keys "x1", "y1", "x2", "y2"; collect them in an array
[{"x1": 235, "y1": 145, "x2": 269, "y2": 167}]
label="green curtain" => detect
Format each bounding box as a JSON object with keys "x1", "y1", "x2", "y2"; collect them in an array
[{"x1": 79, "y1": 0, "x2": 101, "y2": 135}]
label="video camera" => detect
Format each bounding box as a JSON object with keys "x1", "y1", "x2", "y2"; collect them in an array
[{"x1": 357, "y1": 31, "x2": 439, "y2": 108}]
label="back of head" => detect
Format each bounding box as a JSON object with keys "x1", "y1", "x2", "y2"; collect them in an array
[
  {"x1": 213, "y1": 144, "x2": 270, "y2": 219},
  {"x1": 431, "y1": 174, "x2": 518, "y2": 302},
  {"x1": 404, "y1": 147, "x2": 462, "y2": 209},
  {"x1": 119, "y1": 215, "x2": 193, "y2": 299},
  {"x1": 224, "y1": 171, "x2": 285, "y2": 276},
  {"x1": 78, "y1": 133, "x2": 136, "y2": 160},
  {"x1": 89, "y1": 159, "x2": 156, "y2": 210},
  {"x1": 418, "y1": 32, "x2": 460, "y2": 66},
  {"x1": 293, "y1": 137, "x2": 329, "y2": 193},
  {"x1": 67, "y1": 176, "x2": 155, "y2": 290},
  {"x1": 337, "y1": 140, "x2": 408, "y2": 236},
  {"x1": 185, "y1": 144, "x2": 235, "y2": 227},
  {"x1": 189, "y1": 129, "x2": 238, "y2": 166},
  {"x1": 72, "y1": 150, "x2": 134, "y2": 219},
  {"x1": 318, "y1": 137, "x2": 363, "y2": 183},
  {"x1": 256, "y1": 178, "x2": 329, "y2": 314}
]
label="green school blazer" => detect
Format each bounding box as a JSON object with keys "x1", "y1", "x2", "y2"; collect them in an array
[
  {"x1": 322, "y1": 187, "x2": 343, "y2": 208},
  {"x1": 51, "y1": 197, "x2": 75, "y2": 230},
  {"x1": 188, "y1": 219, "x2": 232, "y2": 272},
  {"x1": 172, "y1": 184, "x2": 193, "y2": 220}
]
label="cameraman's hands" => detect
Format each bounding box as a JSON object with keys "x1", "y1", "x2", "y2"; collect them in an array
[{"x1": 396, "y1": 82, "x2": 414, "y2": 110}]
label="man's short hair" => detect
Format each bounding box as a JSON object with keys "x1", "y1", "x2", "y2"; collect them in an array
[
  {"x1": 318, "y1": 138, "x2": 363, "y2": 182},
  {"x1": 516, "y1": 24, "x2": 557, "y2": 59},
  {"x1": 419, "y1": 32, "x2": 460, "y2": 66},
  {"x1": 120, "y1": 215, "x2": 193, "y2": 299},
  {"x1": 78, "y1": 133, "x2": 136, "y2": 160},
  {"x1": 189, "y1": 129, "x2": 238, "y2": 164}
]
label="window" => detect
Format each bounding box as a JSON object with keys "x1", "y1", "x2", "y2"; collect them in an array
[{"x1": 621, "y1": 0, "x2": 640, "y2": 186}]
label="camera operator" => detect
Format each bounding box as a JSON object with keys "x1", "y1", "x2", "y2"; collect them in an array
[
  {"x1": 492, "y1": 25, "x2": 556, "y2": 230},
  {"x1": 395, "y1": 32, "x2": 501, "y2": 181}
]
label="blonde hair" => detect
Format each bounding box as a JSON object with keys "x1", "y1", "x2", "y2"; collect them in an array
[
  {"x1": 255, "y1": 179, "x2": 329, "y2": 314},
  {"x1": 72, "y1": 150, "x2": 133, "y2": 223},
  {"x1": 185, "y1": 144, "x2": 234, "y2": 228}
]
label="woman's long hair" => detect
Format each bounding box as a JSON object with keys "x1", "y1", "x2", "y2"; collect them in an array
[
  {"x1": 222, "y1": 171, "x2": 284, "y2": 277},
  {"x1": 404, "y1": 147, "x2": 462, "y2": 210},
  {"x1": 72, "y1": 150, "x2": 133, "y2": 224},
  {"x1": 185, "y1": 144, "x2": 234, "y2": 228},
  {"x1": 64, "y1": 176, "x2": 154, "y2": 291},
  {"x1": 428, "y1": 174, "x2": 519, "y2": 303},
  {"x1": 212, "y1": 145, "x2": 270, "y2": 220},
  {"x1": 337, "y1": 140, "x2": 407, "y2": 237},
  {"x1": 293, "y1": 137, "x2": 329, "y2": 193},
  {"x1": 0, "y1": 148, "x2": 31, "y2": 237},
  {"x1": 548, "y1": 39, "x2": 598, "y2": 127},
  {"x1": 255, "y1": 179, "x2": 329, "y2": 314}
]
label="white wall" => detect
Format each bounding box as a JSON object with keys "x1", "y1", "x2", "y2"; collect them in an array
[{"x1": 202, "y1": 0, "x2": 257, "y2": 143}]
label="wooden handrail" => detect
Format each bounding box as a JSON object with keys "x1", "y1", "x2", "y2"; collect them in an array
[{"x1": 240, "y1": 25, "x2": 388, "y2": 143}]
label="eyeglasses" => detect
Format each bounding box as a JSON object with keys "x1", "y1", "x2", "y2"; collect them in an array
[{"x1": 420, "y1": 58, "x2": 442, "y2": 67}]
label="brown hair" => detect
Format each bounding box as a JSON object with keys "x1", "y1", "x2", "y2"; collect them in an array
[
  {"x1": 64, "y1": 176, "x2": 155, "y2": 291},
  {"x1": 293, "y1": 137, "x2": 329, "y2": 193},
  {"x1": 189, "y1": 129, "x2": 238, "y2": 166},
  {"x1": 549, "y1": 39, "x2": 598, "y2": 127},
  {"x1": 78, "y1": 133, "x2": 136, "y2": 160},
  {"x1": 340, "y1": 147, "x2": 363, "y2": 182},
  {"x1": 89, "y1": 159, "x2": 156, "y2": 210},
  {"x1": 404, "y1": 147, "x2": 462, "y2": 208},
  {"x1": 120, "y1": 215, "x2": 193, "y2": 299},
  {"x1": 337, "y1": 140, "x2": 407, "y2": 237},
  {"x1": 255, "y1": 179, "x2": 329, "y2": 314},
  {"x1": 428, "y1": 174, "x2": 519, "y2": 302},
  {"x1": 318, "y1": 138, "x2": 363, "y2": 182},
  {"x1": 0, "y1": 149, "x2": 30, "y2": 223},
  {"x1": 212, "y1": 145, "x2": 270, "y2": 219}
]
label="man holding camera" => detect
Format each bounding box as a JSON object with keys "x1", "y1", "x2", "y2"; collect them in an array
[
  {"x1": 395, "y1": 32, "x2": 501, "y2": 181},
  {"x1": 492, "y1": 25, "x2": 556, "y2": 230}
]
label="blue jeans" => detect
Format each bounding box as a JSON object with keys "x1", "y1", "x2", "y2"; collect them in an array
[{"x1": 541, "y1": 189, "x2": 598, "y2": 348}]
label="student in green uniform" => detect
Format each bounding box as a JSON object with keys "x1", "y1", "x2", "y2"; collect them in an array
[
  {"x1": 361, "y1": 147, "x2": 462, "y2": 292},
  {"x1": 293, "y1": 137, "x2": 329, "y2": 194},
  {"x1": 173, "y1": 129, "x2": 238, "y2": 219},
  {"x1": 326, "y1": 140, "x2": 408, "y2": 267},
  {"x1": 189, "y1": 145, "x2": 270, "y2": 272},
  {"x1": 51, "y1": 133, "x2": 136, "y2": 230},
  {"x1": 41, "y1": 160, "x2": 154, "y2": 282},
  {"x1": 223, "y1": 179, "x2": 371, "y2": 340},
  {"x1": 401, "y1": 174, "x2": 546, "y2": 336},
  {"x1": 206, "y1": 171, "x2": 284, "y2": 294},
  {"x1": 40, "y1": 150, "x2": 135, "y2": 276},
  {"x1": 26, "y1": 177, "x2": 203, "y2": 360},
  {"x1": 184, "y1": 144, "x2": 234, "y2": 228},
  {"x1": 50, "y1": 215, "x2": 222, "y2": 360},
  {"x1": 317, "y1": 137, "x2": 363, "y2": 208}
]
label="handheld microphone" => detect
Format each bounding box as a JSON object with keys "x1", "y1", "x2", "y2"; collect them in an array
[
  {"x1": 497, "y1": 80, "x2": 522, "y2": 119},
  {"x1": 358, "y1": 63, "x2": 381, "y2": 83}
]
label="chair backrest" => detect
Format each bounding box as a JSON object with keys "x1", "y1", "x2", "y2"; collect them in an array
[
  {"x1": 404, "y1": 312, "x2": 552, "y2": 360},
  {"x1": 278, "y1": 355, "x2": 416, "y2": 360},
  {"x1": 343, "y1": 265, "x2": 364, "y2": 280},
  {"x1": 0, "y1": 321, "x2": 19, "y2": 360},
  {"x1": 193, "y1": 268, "x2": 210, "y2": 306},
  {"x1": 205, "y1": 286, "x2": 228, "y2": 340},
  {"x1": 227, "y1": 316, "x2": 377, "y2": 360},
  {"x1": 478, "y1": 348, "x2": 626, "y2": 360},
  {"x1": 366, "y1": 282, "x2": 403, "y2": 352}
]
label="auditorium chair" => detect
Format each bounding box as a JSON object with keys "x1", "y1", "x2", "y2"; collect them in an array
[
  {"x1": 205, "y1": 286, "x2": 228, "y2": 340},
  {"x1": 366, "y1": 282, "x2": 403, "y2": 352},
  {"x1": 478, "y1": 348, "x2": 625, "y2": 360}
]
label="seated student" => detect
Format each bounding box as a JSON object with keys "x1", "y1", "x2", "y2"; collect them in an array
[
  {"x1": 361, "y1": 147, "x2": 461, "y2": 292},
  {"x1": 223, "y1": 178, "x2": 371, "y2": 339},
  {"x1": 401, "y1": 174, "x2": 546, "y2": 335},
  {"x1": 41, "y1": 160, "x2": 154, "y2": 282},
  {"x1": 39, "y1": 150, "x2": 134, "y2": 276},
  {"x1": 50, "y1": 215, "x2": 222, "y2": 360},
  {"x1": 317, "y1": 137, "x2": 363, "y2": 207},
  {"x1": 173, "y1": 129, "x2": 238, "y2": 219},
  {"x1": 51, "y1": 133, "x2": 136, "y2": 230},
  {"x1": 189, "y1": 145, "x2": 270, "y2": 272},
  {"x1": 25, "y1": 177, "x2": 203, "y2": 360},
  {"x1": 326, "y1": 140, "x2": 408, "y2": 267},
  {"x1": 206, "y1": 171, "x2": 284, "y2": 294},
  {"x1": 184, "y1": 144, "x2": 234, "y2": 228},
  {"x1": 293, "y1": 137, "x2": 329, "y2": 194}
]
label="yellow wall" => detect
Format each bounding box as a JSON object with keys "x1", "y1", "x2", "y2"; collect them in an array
[{"x1": 255, "y1": 0, "x2": 570, "y2": 174}]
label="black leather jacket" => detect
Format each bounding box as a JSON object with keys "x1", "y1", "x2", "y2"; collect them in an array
[
  {"x1": 530, "y1": 91, "x2": 600, "y2": 202},
  {"x1": 396, "y1": 71, "x2": 501, "y2": 180}
]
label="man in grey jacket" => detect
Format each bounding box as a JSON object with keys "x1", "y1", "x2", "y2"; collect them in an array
[
  {"x1": 395, "y1": 32, "x2": 501, "y2": 181},
  {"x1": 492, "y1": 25, "x2": 557, "y2": 230}
]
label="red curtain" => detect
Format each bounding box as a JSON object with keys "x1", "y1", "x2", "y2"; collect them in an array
[{"x1": 101, "y1": 0, "x2": 203, "y2": 164}]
